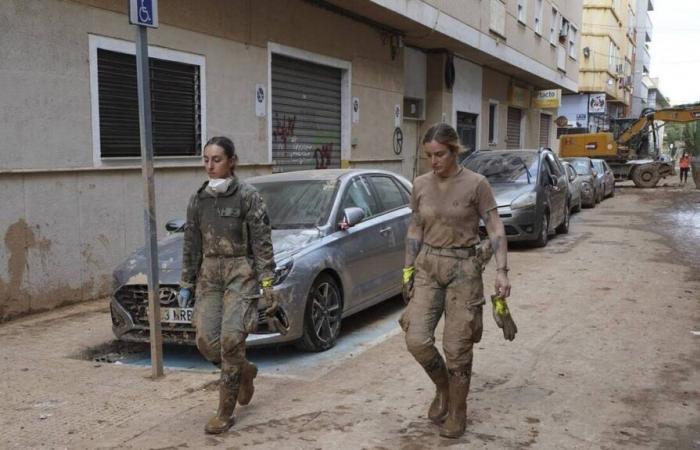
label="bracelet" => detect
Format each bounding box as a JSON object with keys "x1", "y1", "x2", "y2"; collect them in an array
[{"x1": 496, "y1": 267, "x2": 510, "y2": 273}]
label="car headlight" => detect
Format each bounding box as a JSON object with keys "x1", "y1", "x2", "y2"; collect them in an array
[
  {"x1": 581, "y1": 181, "x2": 592, "y2": 192},
  {"x1": 510, "y1": 192, "x2": 537, "y2": 210},
  {"x1": 273, "y1": 260, "x2": 293, "y2": 286}
]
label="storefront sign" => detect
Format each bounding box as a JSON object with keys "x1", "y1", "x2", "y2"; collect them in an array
[
  {"x1": 508, "y1": 85, "x2": 530, "y2": 109},
  {"x1": 588, "y1": 93, "x2": 606, "y2": 114},
  {"x1": 532, "y1": 89, "x2": 561, "y2": 109}
]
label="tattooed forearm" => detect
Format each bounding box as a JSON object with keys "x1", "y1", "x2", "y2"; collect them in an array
[
  {"x1": 484, "y1": 209, "x2": 508, "y2": 271},
  {"x1": 405, "y1": 213, "x2": 424, "y2": 267}
]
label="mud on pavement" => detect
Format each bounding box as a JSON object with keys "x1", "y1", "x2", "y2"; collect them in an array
[{"x1": 0, "y1": 186, "x2": 699, "y2": 449}]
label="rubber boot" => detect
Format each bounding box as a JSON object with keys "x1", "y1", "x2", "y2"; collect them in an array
[
  {"x1": 425, "y1": 358, "x2": 449, "y2": 424},
  {"x1": 439, "y1": 366, "x2": 472, "y2": 439},
  {"x1": 205, "y1": 371, "x2": 240, "y2": 434},
  {"x1": 238, "y1": 361, "x2": 258, "y2": 406}
]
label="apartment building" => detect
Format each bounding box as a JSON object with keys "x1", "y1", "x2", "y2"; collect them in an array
[
  {"x1": 630, "y1": 0, "x2": 654, "y2": 117},
  {"x1": 560, "y1": 0, "x2": 636, "y2": 130},
  {"x1": 0, "y1": 0, "x2": 582, "y2": 319}
]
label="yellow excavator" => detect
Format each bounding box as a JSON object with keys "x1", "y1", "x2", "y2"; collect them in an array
[{"x1": 559, "y1": 103, "x2": 700, "y2": 187}]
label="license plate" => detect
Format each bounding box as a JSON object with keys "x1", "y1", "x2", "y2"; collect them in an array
[{"x1": 159, "y1": 307, "x2": 193, "y2": 324}]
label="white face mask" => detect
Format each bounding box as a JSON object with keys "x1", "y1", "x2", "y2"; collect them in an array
[{"x1": 207, "y1": 177, "x2": 233, "y2": 194}]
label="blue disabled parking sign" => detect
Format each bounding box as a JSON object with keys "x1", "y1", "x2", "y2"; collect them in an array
[{"x1": 130, "y1": 0, "x2": 159, "y2": 28}]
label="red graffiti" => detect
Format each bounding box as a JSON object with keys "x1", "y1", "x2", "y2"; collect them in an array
[
  {"x1": 272, "y1": 114, "x2": 296, "y2": 152},
  {"x1": 314, "y1": 143, "x2": 333, "y2": 169}
]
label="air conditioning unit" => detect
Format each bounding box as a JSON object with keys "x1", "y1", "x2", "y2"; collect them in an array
[{"x1": 403, "y1": 97, "x2": 424, "y2": 120}]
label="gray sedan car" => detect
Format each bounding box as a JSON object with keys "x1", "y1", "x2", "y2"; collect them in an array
[{"x1": 110, "y1": 169, "x2": 412, "y2": 352}]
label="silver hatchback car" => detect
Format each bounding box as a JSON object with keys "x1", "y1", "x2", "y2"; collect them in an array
[{"x1": 110, "y1": 169, "x2": 412, "y2": 352}]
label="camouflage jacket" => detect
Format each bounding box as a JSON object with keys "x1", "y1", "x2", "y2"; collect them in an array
[{"x1": 180, "y1": 177, "x2": 275, "y2": 289}]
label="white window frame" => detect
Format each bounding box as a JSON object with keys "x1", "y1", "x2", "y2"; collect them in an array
[
  {"x1": 517, "y1": 0, "x2": 527, "y2": 24},
  {"x1": 534, "y1": 0, "x2": 544, "y2": 35},
  {"x1": 88, "y1": 34, "x2": 207, "y2": 167},
  {"x1": 267, "y1": 42, "x2": 352, "y2": 166},
  {"x1": 488, "y1": 100, "x2": 499, "y2": 145},
  {"x1": 549, "y1": 7, "x2": 559, "y2": 46},
  {"x1": 569, "y1": 25, "x2": 578, "y2": 59}
]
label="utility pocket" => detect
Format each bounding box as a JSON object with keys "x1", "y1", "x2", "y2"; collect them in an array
[
  {"x1": 218, "y1": 207, "x2": 241, "y2": 218},
  {"x1": 243, "y1": 299, "x2": 259, "y2": 334},
  {"x1": 470, "y1": 305, "x2": 484, "y2": 343}
]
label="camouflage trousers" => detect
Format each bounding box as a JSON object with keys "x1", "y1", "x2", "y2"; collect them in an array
[
  {"x1": 194, "y1": 256, "x2": 259, "y2": 373},
  {"x1": 400, "y1": 245, "x2": 485, "y2": 372}
]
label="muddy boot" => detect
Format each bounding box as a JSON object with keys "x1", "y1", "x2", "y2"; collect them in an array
[
  {"x1": 439, "y1": 366, "x2": 472, "y2": 439},
  {"x1": 238, "y1": 361, "x2": 258, "y2": 406},
  {"x1": 205, "y1": 371, "x2": 240, "y2": 434},
  {"x1": 424, "y1": 356, "x2": 449, "y2": 424}
]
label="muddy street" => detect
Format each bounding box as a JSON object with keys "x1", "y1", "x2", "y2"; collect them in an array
[{"x1": 1, "y1": 186, "x2": 698, "y2": 449}]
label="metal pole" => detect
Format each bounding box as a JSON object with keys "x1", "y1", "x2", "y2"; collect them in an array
[{"x1": 135, "y1": 24, "x2": 164, "y2": 378}]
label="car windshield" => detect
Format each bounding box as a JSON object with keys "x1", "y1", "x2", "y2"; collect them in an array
[
  {"x1": 251, "y1": 180, "x2": 338, "y2": 229},
  {"x1": 569, "y1": 159, "x2": 592, "y2": 174},
  {"x1": 464, "y1": 151, "x2": 539, "y2": 183}
]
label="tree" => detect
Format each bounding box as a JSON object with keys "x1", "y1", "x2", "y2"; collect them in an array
[{"x1": 682, "y1": 122, "x2": 699, "y2": 156}]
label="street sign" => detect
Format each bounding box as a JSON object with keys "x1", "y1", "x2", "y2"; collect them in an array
[
  {"x1": 131, "y1": 0, "x2": 163, "y2": 379},
  {"x1": 130, "y1": 0, "x2": 159, "y2": 28}
]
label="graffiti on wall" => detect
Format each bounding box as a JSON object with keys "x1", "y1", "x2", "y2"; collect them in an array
[{"x1": 272, "y1": 113, "x2": 338, "y2": 171}]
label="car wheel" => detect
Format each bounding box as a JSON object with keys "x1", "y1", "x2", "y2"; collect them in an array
[
  {"x1": 609, "y1": 184, "x2": 615, "y2": 198},
  {"x1": 533, "y1": 212, "x2": 549, "y2": 248},
  {"x1": 574, "y1": 196, "x2": 582, "y2": 212},
  {"x1": 556, "y1": 203, "x2": 570, "y2": 234},
  {"x1": 296, "y1": 273, "x2": 343, "y2": 352}
]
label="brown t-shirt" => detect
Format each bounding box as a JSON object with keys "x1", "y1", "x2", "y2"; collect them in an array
[{"x1": 411, "y1": 168, "x2": 497, "y2": 248}]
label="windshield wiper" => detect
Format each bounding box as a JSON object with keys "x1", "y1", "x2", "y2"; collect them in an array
[{"x1": 515, "y1": 157, "x2": 532, "y2": 184}]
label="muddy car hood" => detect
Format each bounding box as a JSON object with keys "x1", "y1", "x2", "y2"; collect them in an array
[
  {"x1": 114, "y1": 228, "x2": 321, "y2": 284},
  {"x1": 490, "y1": 183, "x2": 536, "y2": 207}
]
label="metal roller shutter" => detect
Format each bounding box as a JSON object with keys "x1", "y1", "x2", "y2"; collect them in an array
[
  {"x1": 539, "y1": 114, "x2": 551, "y2": 148},
  {"x1": 271, "y1": 54, "x2": 342, "y2": 172},
  {"x1": 506, "y1": 107, "x2": 522, "y2": 149}
]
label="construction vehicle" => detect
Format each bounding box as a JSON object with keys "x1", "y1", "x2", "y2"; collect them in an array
[{"x1": 559, "y1": 103, "x2": 700, "y2": 187}]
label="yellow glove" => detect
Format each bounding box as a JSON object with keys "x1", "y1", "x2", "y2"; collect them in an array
[
  {"x1": 402, "y1": 267, "x2": 415, "y2": 304},
  {"x1": 491, "y1": 295, "x2": 517, "y2": 341},
  {"x1": 261, "y1": 278, "x2": 277, "y2": 317}
]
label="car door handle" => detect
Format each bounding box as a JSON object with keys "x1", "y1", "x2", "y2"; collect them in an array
[{"x1": 379, "y1": 227, "x2": 392, "y2": 235}]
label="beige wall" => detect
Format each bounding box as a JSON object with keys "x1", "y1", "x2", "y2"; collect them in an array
[{"x1": 0, "y1": 0, "x2": 407, "y2": 320}]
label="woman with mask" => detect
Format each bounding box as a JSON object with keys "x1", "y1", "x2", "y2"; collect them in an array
[{"x1": 178, "y1": 136, "x2": 276, "y2": 434}]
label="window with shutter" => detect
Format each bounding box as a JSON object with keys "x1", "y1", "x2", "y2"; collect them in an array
[{"x1": 96, "y1": 48, "x2": 202, "y2": 158}]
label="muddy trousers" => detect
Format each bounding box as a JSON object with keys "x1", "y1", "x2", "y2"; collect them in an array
[
  {"x1": 193, "y1": 256, "x2": 260, "y2": 375},
  {"x1": 400, "y1": 246, "x2": 484, "y2": 431}
]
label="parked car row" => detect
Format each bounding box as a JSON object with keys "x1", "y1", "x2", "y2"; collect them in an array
[{"x1": 110, "y1": 152, "x2": 617, "y2": 352}]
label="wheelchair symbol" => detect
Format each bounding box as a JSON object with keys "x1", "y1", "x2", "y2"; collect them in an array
[{"x1": 138, "y1": 0, "x2": 151, "y2": 23}]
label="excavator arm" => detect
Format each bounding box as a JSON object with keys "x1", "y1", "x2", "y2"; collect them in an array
[{"x1": 618, "y1": 103, "x2": 700, "y2": 144}]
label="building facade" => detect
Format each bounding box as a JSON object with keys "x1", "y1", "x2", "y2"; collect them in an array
[
  {"x1": 0, "y1": 0, "x2": 581, "y2": 319},
  {"x1": 630, "y1": 0, "x2": 654, "y2": 117},
  {"x1": 560, "y1": 0, "x2": 637, "y2": 130}
]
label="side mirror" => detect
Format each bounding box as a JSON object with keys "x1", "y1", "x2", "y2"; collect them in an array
[
  {"x1": 591, "y1": 170, "x2": 598, "y2": 177},
  {"x1": 165, "y1": 219, "x2": 185, "y2": 232},
  {"x1": 341, "y1": 207, "x2": 365, "y2": 229},
  {"x1": 568, "y1": 173, "x2": 576, "y2": 183},
  {"x1": 549, "y1": 174, "x2": 558, "y2": 186}
]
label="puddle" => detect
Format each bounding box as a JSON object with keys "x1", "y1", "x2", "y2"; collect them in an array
[{"x1": 75, "y1": 296, "x2": 405, "y2": 380}]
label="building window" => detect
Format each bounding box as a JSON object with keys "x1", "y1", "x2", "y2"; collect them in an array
[
  {"x1": 488, "y1": 102, "x2": 499, "y2": 144},
  {"x1": 569, "y1": 25, "x2": 578, "y2": 59},
  {"x1": 517, "y1": 0, "x2": 527, "y2": 24},
  {"x1": 89, "y1": 35, "x2": 205, "y2": 160},
  {"x1": 534, "y1": 0, "x2": 544, "y2": 35},
  {"x1": 549, "y1": 7, "x2": 559, "y2": 46}
]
